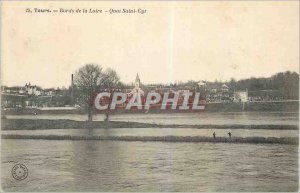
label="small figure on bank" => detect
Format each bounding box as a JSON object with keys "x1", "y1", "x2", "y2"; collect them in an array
[
  {"x1": 228, "y1": 132, "x2": 231, "y2": 138},
  {"x1": 213, "y1": 132, "x2": 216, "y2": 139}
]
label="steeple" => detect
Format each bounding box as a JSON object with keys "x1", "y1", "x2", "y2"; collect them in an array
[
  {"x1": 134, "y1": 73, "x2": 140, "y2": 89},
  {"x1": 135, "y1": 73, "x2": 140, "y2": 82}
]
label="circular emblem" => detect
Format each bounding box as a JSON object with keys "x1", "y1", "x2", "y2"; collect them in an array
[{"x1": 12, "y1": 164, "x2": 28, "y2": 181}]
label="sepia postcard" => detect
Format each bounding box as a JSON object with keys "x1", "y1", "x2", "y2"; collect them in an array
[{"x1": 0, "y1": 0, "x2": 299, "y2": 192}]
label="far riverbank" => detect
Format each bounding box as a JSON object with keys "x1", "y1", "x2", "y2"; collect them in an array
[
  {"x1": 1, "y1": 118, "x2": 298, "y2": 130},
  {"x1": 2, "y1": 100, "x2": 298, "y2": 115}
]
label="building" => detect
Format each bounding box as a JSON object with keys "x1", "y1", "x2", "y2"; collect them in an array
[
  {"x1": 198, "y1": 81, "x2": 207, "y2": 87},
  {"x1": 25, "y1": 83, "x2": 43, "y2": 96},
  {"x1": 130, "y1": 73, "x2": 145, "y2": 96},
  {"x1": 234, "y1": 90, "x2": 248, "y2": 102},
  {"x1": 134, "y1": 73, "x2": 140, "y2": 89},
  {"x1": 222, "y1": 84, "x2": 229, "y2": 92}
]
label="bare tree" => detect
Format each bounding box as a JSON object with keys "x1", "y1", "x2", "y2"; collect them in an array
[
  {"x1": 102, "y1": 68, "x2": 121, "y2": 122},
  {"x1": 74, "y1": 64, "x2": 103, "y2": 121}
]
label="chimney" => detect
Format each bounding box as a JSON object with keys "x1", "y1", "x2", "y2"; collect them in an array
[{"x1": 71, "y1": 74, "x2": 74, "y2": 105}]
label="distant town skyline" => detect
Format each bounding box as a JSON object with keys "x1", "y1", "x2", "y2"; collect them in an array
[
  {"x1": 1, "y1": 1, "x2": 299, "y2": 88},
  {"x1": 1, "y1": 70, "x2": 298, "y2": 89}
]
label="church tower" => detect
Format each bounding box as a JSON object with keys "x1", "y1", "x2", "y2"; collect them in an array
[
  {"x1": 135, "y1": 73, "x2": 140, "y2": 89},
  {"x1": 130, "y1": 73, "x2": 145, "y2": 96}
]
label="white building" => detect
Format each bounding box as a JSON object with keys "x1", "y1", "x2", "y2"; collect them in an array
[
  {"x1": 198, "y1": 81, "x2": 207, "y2": 87},
  {"x1": 25, "y1": 83, "x2": 42, "y2": 96},
  {"x1": 234, "y1": 90, "x2": 248, "y2": 102},
  {"x1": 222, "y1": 84, "x2": 229, "y2": 92}
]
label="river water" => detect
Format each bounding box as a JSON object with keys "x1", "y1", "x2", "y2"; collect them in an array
[
  {"x1": 2, "y1": 112, "x2": 299, "y2": 191},
  {"x1": 5, "y1": 112, "x2": 299, "y2": 125},
  {"x1": 1, "y1": 139, "x2": 298, "y2": 192}
]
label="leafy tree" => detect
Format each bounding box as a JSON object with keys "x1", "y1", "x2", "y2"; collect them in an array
[
  {"x1": 102, "y1": 68, "x2": 121, "y2": 122},
  {"x1": 74, "y1": 64, "x2": 103, "y2": 121}
]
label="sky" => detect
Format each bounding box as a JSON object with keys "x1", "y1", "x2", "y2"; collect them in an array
[{"x1": 1, "y1": 1, "x2": 299, "y2": 88}]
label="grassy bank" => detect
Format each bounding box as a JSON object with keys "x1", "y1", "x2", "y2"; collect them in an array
[
  {"x1": 1, "y1": 118, "x2": 298, "y2": 130},
  {"x1": 2, "y1": 134, "x2": 298, "y2": 145}
]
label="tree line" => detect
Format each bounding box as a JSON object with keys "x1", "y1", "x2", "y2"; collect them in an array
[{"x1": 228, "y1": 71, "x2": 299, "y2": 99}]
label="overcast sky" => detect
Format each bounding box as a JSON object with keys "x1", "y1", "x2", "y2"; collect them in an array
[{"x1": 1, "y1": 1, "x2": 299, "y2": 88}]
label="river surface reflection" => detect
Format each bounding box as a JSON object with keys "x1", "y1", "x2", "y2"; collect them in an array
[{"x1": 1, "y1": 139, "x2": 298, "y2": 192}]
